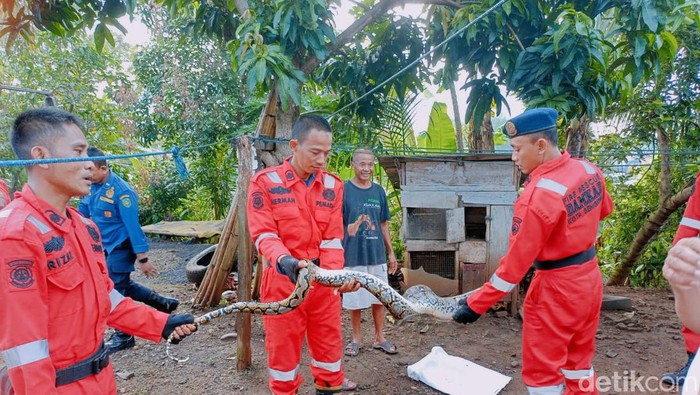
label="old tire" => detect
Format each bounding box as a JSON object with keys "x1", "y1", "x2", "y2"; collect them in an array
[{"x1": 186, "y1": 244, "x2": 217, "y2": 287}]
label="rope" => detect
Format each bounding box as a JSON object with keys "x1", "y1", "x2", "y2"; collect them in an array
[
  {"x1": 329, "y1": 0, "x2": 508, "y2": 118},
  {"x1": 0, "y1": 140, "x2": 225, "y2": 180}
]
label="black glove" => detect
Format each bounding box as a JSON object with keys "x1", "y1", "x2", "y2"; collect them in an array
[
  {"x1": 162, "y1": 313, "x2": 196, "y2": 344},
  {"x1": 277, "y1": 255, "x2": 300, "y2": 284},
  {"x1": 453, "y1": 298, "x2": 481, "y2": 324}
]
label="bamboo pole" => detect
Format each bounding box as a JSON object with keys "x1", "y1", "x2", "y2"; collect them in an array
[{"x1": 236, "y1": 136, "x2": 254, "y2": 370}]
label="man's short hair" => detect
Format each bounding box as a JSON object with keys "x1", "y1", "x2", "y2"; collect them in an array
[
  {"x1": 87, "y1": 147, "x2": 107, "y2": 168},
  {"x1": 291, "y1": 114, "x2": 332, "y2": 143},
  {"x1": 352, "y1": 148, "x2": 375, "y2": 162},
  {"x1": 11, "y1": 107, "x2": 85, "y2": 160},
  {"x1": 528, "y1": 128, "x2": 559, "y2": 146}
]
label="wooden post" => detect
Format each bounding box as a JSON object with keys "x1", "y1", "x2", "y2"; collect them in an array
[{"x1": 235, "y1": 136, "x2": 254, "y2": 370}]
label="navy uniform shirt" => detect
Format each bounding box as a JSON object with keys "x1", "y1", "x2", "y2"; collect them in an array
[{"x1": 78, "y1": 171, "x2": 149, "y2": 255}]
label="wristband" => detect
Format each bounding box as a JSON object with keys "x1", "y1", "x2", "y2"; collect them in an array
[{"x1": 138, "y1": 257, "x2": 149, "y2": 264}]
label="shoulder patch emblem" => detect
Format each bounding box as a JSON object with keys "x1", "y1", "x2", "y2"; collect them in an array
[
  {"x1": 322, "y1": 189, "x2": 336, "y2": 201},
  {"x1": 511, "y1": 216, "x2": 522, "y2": 235},
  {"x1": 7, "y1": 259, "x2": 35, "y2": 290},
  {"x1": 285, "y1": 170, "x2": 295, "y2": 181},
  {"x1": 120, "y1": 195, "x2": 131, "y2": 208},
  {"x1": 252, "y1": 192, "x2": 264, "y2": 209}
]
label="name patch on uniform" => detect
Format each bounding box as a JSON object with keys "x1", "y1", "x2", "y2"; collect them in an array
[
  {"x1": 511, "y1": 217, "x2": 522, "y2": 235},
  {"x1": 44, "y1": 236, "x2": 65, "y2": 253},
  {"x1": 269, "y1": 186, "x2": 291, "y2": 195},
  {"x1": 322, "y1": 189, "x2": 335, "y2": 201},
  {"x1": 272, "y1": 197, "x2": 295, "y2": 205},
  {"x1": 564, "y1": 173, "x2": 604, "y2": 225},
  {"x1": 87, "y1": 225, "x2": 100, "y2": 242},
  {"x1": 252, "y1": 192, "x2": 264, "y2": 209},
  {"x1": 120, "y1": 195, "x2": 131, "y2": 208},
  {"x1": 45, "y1": 210, "x2": 65, "y2": 225},
  {"x1": 92, "y1": 244, "x2": 103, "y2": 253},
  {"x1": 47, "y1": 251, "x2": 74, "y2": 271},
  {"x1": 7, "y1": 259, "x2": 35, "y2": 290},
  {"x1": 316, "y1": 201, "x2": 333, "y2": 208},
  {"x1": 99, "y1": 196, "x2": 114, "y2": 204}
]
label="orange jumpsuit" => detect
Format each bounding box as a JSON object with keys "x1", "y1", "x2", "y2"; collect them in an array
[
  {"x1": 467, "y1": 152, "x2": 613, "y2": 395},
  {"x1": 0, "y1": 185, "x2": 169, "y2": 394},
  {"x1": 673, "y1": 174, "x2": 700, "y2": 355},
  {"x1": 247, "y1": 158, "x2": 345, "y2": 395},
  {"x1": 0, "y1": 180, "x2": 10, "y2": 209}
]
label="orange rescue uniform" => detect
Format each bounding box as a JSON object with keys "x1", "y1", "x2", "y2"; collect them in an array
[
  {"x1": 0, "y1": 186, "x2": 169, "y2": 394},
  {"x1": 673, "y1": 174, "x2": 700, "y2": 354},
  {"x1": 0, "y1": 180, "x2": 10, "y2": 209},
  {"x1": 467, "y1": 152, "x2": 613, "y2": 395},
  {"x1": 247, "y1": 158, "x2": 346, "y2": 395}
]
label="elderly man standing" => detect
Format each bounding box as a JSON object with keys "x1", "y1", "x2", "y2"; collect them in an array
[{"x1": 453, "y1": 108, "x2": 613, "y2": 395}]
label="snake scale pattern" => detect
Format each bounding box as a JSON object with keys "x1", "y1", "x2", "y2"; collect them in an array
[{"x1": 166, "y1": 262, "x2": 478, "y2": 361}]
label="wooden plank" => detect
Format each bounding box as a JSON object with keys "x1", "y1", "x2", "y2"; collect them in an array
[
  {"x1": 405, "y1": 240, "x2": 457, "y2": 251},
  {"x1": 457, "y1": 191, "x2": 518, "y2": 206},
  {"x1": 446, "y1": 208, "x2": 465, "y2": 244},
  {"x1": 141, "y1": 220, "x2": 225, "y2": 238},
  {"x1": 236, "y1": 136, "x2": 254, "y2": 371},
  {"x1": 486, "y1": 205, "x2": 518, "y2": 313},
  {"x1": 402, "y1": 191, "x2": 459, "y2": 208},
  {"x1": 402, "y1": 184, "x2": 517, "y2": 192},
  {"x1": 458, "y1": 239, "x2": 487, "y2": 263},
  {"x1": 404, "y1": 161, "x2": 516, "y2": 187}
]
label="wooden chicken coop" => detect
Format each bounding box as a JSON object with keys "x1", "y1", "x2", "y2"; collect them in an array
[{"x1": 378, "y1": 154, "x2": 520, "y2": 312}]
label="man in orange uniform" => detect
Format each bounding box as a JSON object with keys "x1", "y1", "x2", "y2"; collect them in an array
[
  {"x1": 453, "y1": 108, "x2": 613, "y2": 395},
  {"x1": 0, "y1": 107, "x2": 196, "y2": 394},
  {"x1": 247, "y1": 114, "x2": 359, "y2": 395},
  {"x1": 0, "y1": 179, "x2": 10, "y2": 209},
  {"x1": 661, "y1": 174, "x2": 700, "y2": 386}
]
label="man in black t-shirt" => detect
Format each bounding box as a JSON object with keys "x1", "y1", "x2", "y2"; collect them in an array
[{"x1": 342, "y1": 148, "x2": 399, "y2": 357}]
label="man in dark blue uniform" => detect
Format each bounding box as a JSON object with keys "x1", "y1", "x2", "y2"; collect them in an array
[{"x1": 79, "y1": 147, "x2": 179, "y2": 354}]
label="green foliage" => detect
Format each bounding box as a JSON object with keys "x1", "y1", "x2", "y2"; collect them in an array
[
  {"x1": 0, "y1": 30, "x2": 133, "y2": 188},
  {"x1": 130, "y1": 10, "x2": 262, "y2": 219},
  {"x1": 417, "y1": 102, "x2": 457, "y2": 152},
  {"x1": 0, "y1": 0, "x2": 136, "y2": 52},
  {"x1": 132, "y1": 158, "x2": 194, "y2": 224}
]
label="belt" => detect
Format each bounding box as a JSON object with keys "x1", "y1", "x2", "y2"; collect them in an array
[
  {"x1": 533, "y1": 246, "x2": 596, "y2": 270},
  {"x1": 55, "y1": 342, "x2": 110, "y2": 387}
]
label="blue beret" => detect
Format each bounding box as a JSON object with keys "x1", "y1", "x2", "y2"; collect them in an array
[{"x1": 503, "y1": 108, "x2": 558, "y2": 138}]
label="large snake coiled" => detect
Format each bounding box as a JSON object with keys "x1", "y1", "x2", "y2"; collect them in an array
[{"x1": 166, "y1": 262, "x2": 478, "y2": 362}]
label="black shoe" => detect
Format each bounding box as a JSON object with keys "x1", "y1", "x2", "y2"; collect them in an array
[
  {"x1": 145, "y1": 292, "x2": 180, "y2": 313},
  {"x1": 105, "y1": 332, "x2": 135, "y2": 354},
  {"x1": 661, "y1": 352, "x2": 695, "y2": 386}
]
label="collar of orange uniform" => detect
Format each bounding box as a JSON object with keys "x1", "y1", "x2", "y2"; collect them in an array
[
  {"x1": 527, "y1": 150, "x2": 571, "y2": 180},
  {"x1": 282, "y1": 156, "x2": 323, "y2": 187},
  {"x1": 18, "y1": 184, "x2": 72, "y2": 233}
]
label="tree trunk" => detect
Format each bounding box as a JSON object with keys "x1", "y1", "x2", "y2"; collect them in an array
[
  {"x1": 448, "y1": 80, "x2": 464, "y2": 153},
  {"x1": 480, "y1": 111, "x2": 494, "y2": 152},
  {"x1": 658, "y1": 127, "x2": 671, "y2": 203},
  {"x1": 607, "y1": 182, "x2": 695, "y2": 286},
  {"x1": 565, "y1": 114, "x2": 589, "y2": 158}
]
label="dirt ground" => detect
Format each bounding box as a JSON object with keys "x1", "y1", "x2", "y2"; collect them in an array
[{"x1": 1, "y1": 239, "x2": 691, "y2": 394}]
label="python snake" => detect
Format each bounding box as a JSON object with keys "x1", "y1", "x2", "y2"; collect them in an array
[{"x1": 166, "y1": 262, "x2": 479, "y2": 362}]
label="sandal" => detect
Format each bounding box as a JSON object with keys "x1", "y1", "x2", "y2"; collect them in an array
[
  {"x1": 372, "y1": 340, "x2": 398, "y2": 354},
  {"x1": 342, "y1": 378, "x2": 358, "y2": 391},
  {"x1": 344, "y1": 342, "x2": 360, "y2": 357}
]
